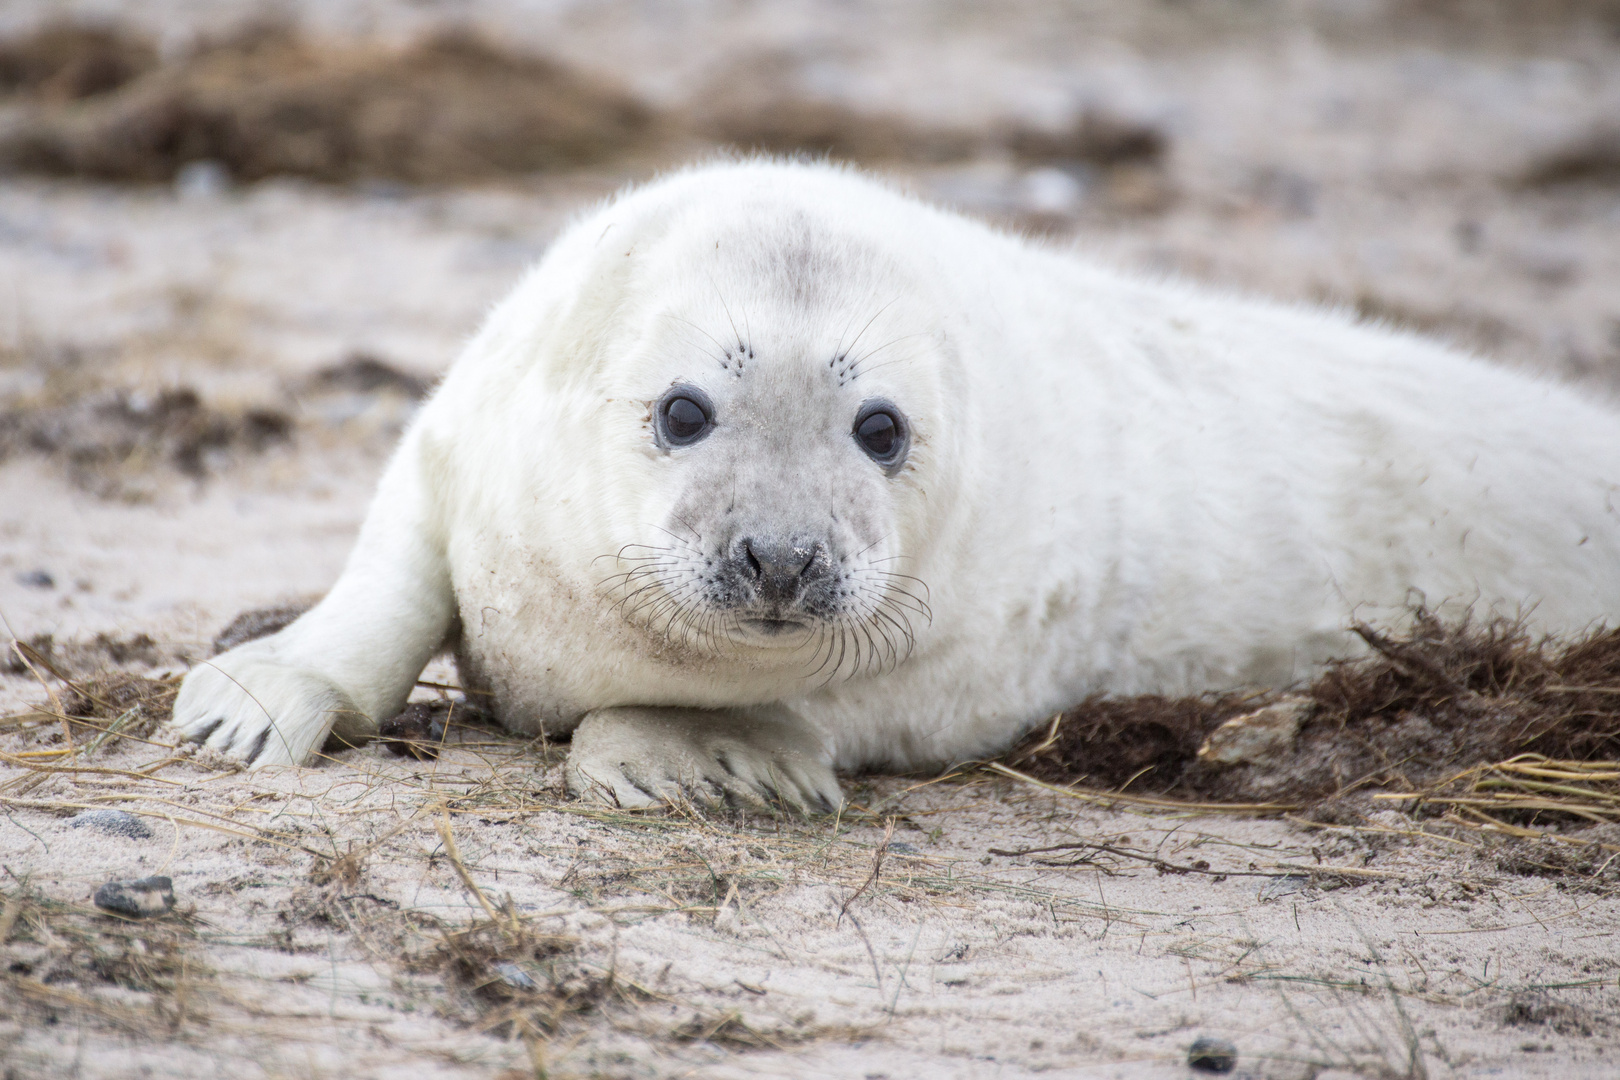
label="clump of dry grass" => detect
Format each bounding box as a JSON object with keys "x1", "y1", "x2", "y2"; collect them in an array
[
  {"x1": 50, "y1": 671, "x2": 181, "y2": 740},
  {"x1": 0, "y1": 879, "x2": 207, "y2": 1035},
  {"x1": 423, "y1": 916, "x2": 604, "y2": 1039},
  {"x1": 400, "y1": 817, "x2": 650, "y2": 1044},
  {"x1": 1003, "y1": 692, "x2": 1254, "y2": 794},
  {"x1": 1, "y1": 639, "x2": 182, "y2": 794},
  {"x1": 1391, "y1": 756, "x2": 1620, "y2": 828}
]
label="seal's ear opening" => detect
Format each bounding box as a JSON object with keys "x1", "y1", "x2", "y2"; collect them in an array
[
  {"x1": 853, "y1": 398, "x2": 909, "y2": 476},
  {"x1": 655, "y1": 384, "x2": 716, "y2": 448}
]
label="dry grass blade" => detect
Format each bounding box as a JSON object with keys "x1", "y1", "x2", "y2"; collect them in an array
[
  {"x1": 437, "y1": 812, "x2": 503, "y2": 924},
  {"x1": 10, "y1": 640, "x2": 73, "y2": 754},
  {"x1": 984, "y1": 762, "x2": 1299, "y2": 814},
  {"x1": 1378, "y1": 754, "x2": 1620, "y2": 843},
  {"x1": 838, "y1": 818, "x2": 893, "y2": 922}
]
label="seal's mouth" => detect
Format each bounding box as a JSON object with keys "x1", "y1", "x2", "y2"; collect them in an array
[{"x1": 738, "y1": 616, "x2": 811, "y2": 638}]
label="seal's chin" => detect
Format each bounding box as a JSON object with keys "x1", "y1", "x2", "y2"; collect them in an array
[{"x1": 736, "y1": 616, "x2": 814, "y2": 642}]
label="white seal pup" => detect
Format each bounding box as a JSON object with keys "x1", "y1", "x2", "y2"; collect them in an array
[{"x1": 172, "y1": 160, "x2": 1620, "y2": 811}]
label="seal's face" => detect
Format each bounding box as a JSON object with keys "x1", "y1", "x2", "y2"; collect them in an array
[
  {"x1": 596, "y1": 214, "x2": 940, "y2": 679},
  {"x1": 647, "y1": 379, "x2": 912, "y2": 641}
]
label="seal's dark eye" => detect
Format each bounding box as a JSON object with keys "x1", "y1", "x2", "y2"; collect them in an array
[
  {"x1": 657, "y1": 387, "x2": 714, "y2": 447},
  {"x1": 852, "y1": 400, "x2": 909, "y2": 474},
  {"x1": 856, "y1": 411, "x2": 898, "y2": 457},
  {"x1": 666, "y1": 397, "x2": 707, "y2": 440}
]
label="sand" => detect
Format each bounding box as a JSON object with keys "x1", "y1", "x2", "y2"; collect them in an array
[
  {"x1": 3, "y1": 729, "x2": 1618, "y2": 1078},
  {"x1": 3, "y1": 2, "x2": 1620, "y2": 1076}
]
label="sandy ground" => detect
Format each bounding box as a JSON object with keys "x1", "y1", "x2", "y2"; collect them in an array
[
  {"x1": 4, "y1": 732, "x2": 1620, "y2": 1079},
  {"x1": 4, "y1": 2, "x2": 1620, "y2": 1077}
]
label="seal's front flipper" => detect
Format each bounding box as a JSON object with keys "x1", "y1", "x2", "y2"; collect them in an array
[
  {"x1": 172, "y1": 430, "x2": 455, "y2": 767},
  {"x1": 565, "y1": 707, "x2": 843, "y2": 815}
]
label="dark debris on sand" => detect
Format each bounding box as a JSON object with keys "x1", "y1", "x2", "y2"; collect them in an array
[
  {"x1": 0, "y1": 24, "x2": 663, "y2": 184},
  {"x1": 210, "y1": 600, "x2": 318, "y2": 654},
  {"x1": 4, "y1": 632, "x2": 170, "y2": 677},
  {"x1": 1519, "y1": 126, "x2": 1620, "y2": 190},
  {"x1": 0, "y1": 881, "x2": 202, "y2": 1017},
  {"x1": 7, "y1": 632, "x2": 181, "y2": 743},
  {"x1": 303, "y1": 353, "x2": 433, "y2": 400},
  {"x1": 1500, "y1": 991, "x2": 1608, "y2": 1038},
  {"x1": 0, "y1": 21, "x2": 156, "y2": 102},
  {"x1": 0, "y1": 385, "x2": 293, "y2": 488},
  {"x1": 378, "y1": 702, "x2": 449, "y2": 761},
  {"x1": 411, "y1": 908, "x2": 649, "y2": 1043},
  {"x1": 0, "y1": 21, "x2": 1172, "y2": 200},
  {"x1": 1005, "y1": 608, "x2": 1620, "y2": 812},
  {"x1": 0, "y1": 353, "x2": 435, "y2": 496}
]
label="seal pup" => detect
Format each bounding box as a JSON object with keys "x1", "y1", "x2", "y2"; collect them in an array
[{"x1": 172, "y1": 160, "x2": 1620, "y2": 811}]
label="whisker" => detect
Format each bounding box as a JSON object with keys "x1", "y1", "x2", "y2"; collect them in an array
[
  {"x1": 709, "y1": 273, "x2": 746, "y2": 356},
  {"x1": 663, "y1": 313, "x2": 735, "y2": 371},
  {"x1": 841, "y1": 296, "x2": 901, "y2": 364},
  {"x1": 845, "y1": 332, "x2": 932, "y2": 376},
  {"x1": 871, "y1": 607, "x2": 915, "y2": 670},
  {"x1": 868, "y1": 608, "x2": 907, "y2": 667},
  {"x1": 598, "y1": 520, "x2": 931, "y2": 684},
  {"x1": 650, "y1": 520, "x2": 703, "y2": 546}
]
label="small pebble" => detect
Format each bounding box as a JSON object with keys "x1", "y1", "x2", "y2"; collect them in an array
[
  {"x1": 175, "y1": 159, "x2": 232, "y2": 199},
  {"x1": 492, "y1": 961, "x2": 538, "y2": 991},
  {"x1": 70, "y1": 809, "x2": 153, "y2": 840},
  {"x1": 15, "y1": 569, "x2": 54, "y2": 589},
  {"x1": 93, "y1": 876, "x2": 175, "y2": 918},
  {"x1": 1188, "y1": 1035, "x2": 1238, "y2": 1074}
]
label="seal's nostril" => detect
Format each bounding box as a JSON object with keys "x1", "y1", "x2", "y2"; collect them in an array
[
  {"x1": 798, "y1": 543, "x2": 823, "y2": 579},
  {"x1": 743, "y1": 539, "x2": 763, "y2": 579}
]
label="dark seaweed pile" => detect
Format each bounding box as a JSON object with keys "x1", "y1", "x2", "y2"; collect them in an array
[{"x1": 1006, "y1": 609, "x2": 1620, "y2": 806}]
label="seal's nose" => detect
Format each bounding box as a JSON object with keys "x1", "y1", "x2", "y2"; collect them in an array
[{"x1": 738, "y1": 536, "x2": 825, "y2": 606}]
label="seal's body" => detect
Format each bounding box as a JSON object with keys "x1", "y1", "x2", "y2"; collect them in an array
[{"x1": 174, "y1": 161, "x2": 1620, "y2": 809}]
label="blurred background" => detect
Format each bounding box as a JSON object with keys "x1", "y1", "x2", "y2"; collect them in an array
[{"x1": 1, "y1": 0, "x2": 1618, "y2": 661}]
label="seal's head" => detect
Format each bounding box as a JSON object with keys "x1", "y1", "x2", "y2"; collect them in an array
[{"x1": 536, "y1": 166, "x2": 959, "y2": 679}]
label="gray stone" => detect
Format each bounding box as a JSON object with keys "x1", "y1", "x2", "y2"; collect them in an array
[
  {"x1": 1196, "y1": 697, "x2": 1310, "y2": 767},
  {"x1": 93, "y1": 876, "x2": 175, "y2": 918},
  {"x1": 1188, "y1": 1035, "x2": 1238, "y2": 1074},
  {"x1": 492, "y1": 961, "x2": 538, "y2": 991},
  {"x1": 70, "y1": 809, "x2": 153, "y2": 840}
]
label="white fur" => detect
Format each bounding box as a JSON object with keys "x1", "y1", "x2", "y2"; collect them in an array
[{"x1": 173, "y1": 160, "x2": 1620, "y2": 807}]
